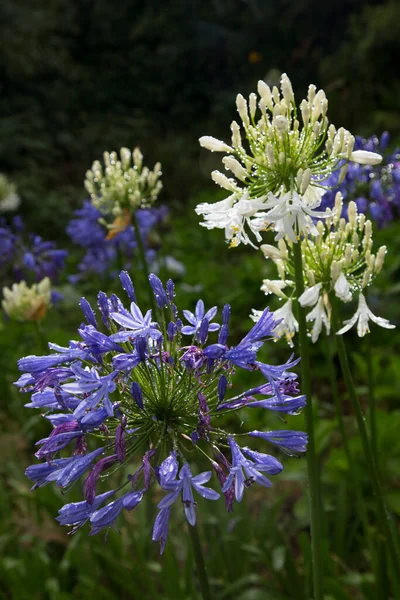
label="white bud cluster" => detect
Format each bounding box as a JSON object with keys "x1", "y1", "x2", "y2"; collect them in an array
[
  {"x1": 84, "y1": 147, "x2": 163, "y2": 216},
  {"x1": 2, "y1": 278, "x2": 52, "y2": 322},
  {"x1": 199, "y1": 73, "x2": 382, "y2": 202}
]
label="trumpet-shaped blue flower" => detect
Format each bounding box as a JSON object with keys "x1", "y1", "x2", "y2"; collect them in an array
[
  {"x1": 222, "y1": 437, "x2": 283, "y2": 502},
  {"x1": 158, "y1": 459, "x2": 219, "y2": 526}
]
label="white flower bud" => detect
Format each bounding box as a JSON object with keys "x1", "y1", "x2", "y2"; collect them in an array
[
  {"x1": 350, "y1": 150, "x2": 382, "y2": 165},
  {"x1": 257, "y1": 80, "x2": 274, "y2": 110},
  {"x1": 222, "y1": 156, "x2": 248, "y2": 181},
  {"x1": 199, "y1": 136, "x2": 233, "y2": 153},
  {"x1": 278, "y1": 239, "x2": 288, "y2": 259},
  {"x1": 296, "y1": 168, "x2": 304, "y2": 189},
  {"x1": 358, "y1": 213, "x2": 366, "y2": 231},
  {"x1": 281, "y1": 73, "x2": 294, "y2": 104},
  {"x1": 211, "y1": 170, "x2": 238, "y2": 191},
  {"x1": 375, "y1": 246, "x2": 387, "y2": 273},
  {"x1": 249, "y1": 93, "x2": 257, "y2": 120},
  {"x1": 261, "y1": 279, "x2": 287, "y2": 298},
  {"x1": 362, "y1": 269, "x2": 372, "y2": 289},
  {"x1": 348, "y1": 201, "x2": 357, "y2": 226},
  {"x1": 230, "y1": 121, "x2": 242, "y2": 148},
  {"x1": 307, "y1": 84, "x2": 316, "y2": 103},
  {"x1": 300, "y1": 99, "x2": 310, "y2": 124},
  {"x1": 362, "y1": 220, "x2": 372, "y2": 249},
  {"x1": 330, "y1": 260, "x2": 341, "y2": 282},
  {"x1": 277, "y1": 260, "x2": 286, "y2": 279},
  {"x1": 299, "y1": 283, "x2": 322, "y2": 307},
  {"x1": 344, "y1": 244, "x2": 352, "y2": 266},
  {"x1": 272, "y1": 86, "x2": 280, "y2": 104},
  {"x1": 301, "y1": 169, "x2": 311, "y2": 195},
  {"x1": 260, "y1": 244, "x2": 283, "y2": 261},
  {"x1": 120, "y1": 147, "x2": 131, "y2": 168},
  {"x1": 266, "y1": 144, "x2": 275, "y2": 166},
  {"x1": 133, "y1": 148, "x2": 143, "y2": 169},
  {"x1": 325, "y1": 139, "x2": 333, "y2": 154},
  {"x1": 236, "y1": 94, "x2": 249, "y2": 126},
  {"x1": 274, "y1": 115, "x2": 288, "y2": 131},
  {"x1": 338, "y1": 163, "x2": 349, "y2": 185},
  {"x1": 306, "y1": 270, "x2": 316, "y2": 286},
  {"x1": 334, "y1": 272, "x2": 352, "y2": 303}
]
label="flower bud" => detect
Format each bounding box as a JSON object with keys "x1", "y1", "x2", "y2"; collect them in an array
[
  {"x1": 260, "y1": 244, "x2": 283, "y2": 261},
  {"x1": 350, "y1": 150, "x2": 382, "y2": 165},
  {"x1": 249, "y1": 93, "x2": 257, "y2": 120},
  {"x1": 257, "y1": 80, "x2": 273, "y2": 110},
  {"x1": 375, "y1": 246, "x2": 386, "y2": 273},
  {"x1": 199, "y1": 136, "x2": 233, "y2": 153},
  {"x1": 222, "y1": 156, "x2": 248, "y2": 181},
  {"x1": 211, "y1": 170, "x2": 238, "y2": 192},
  {"x1": 230, "y1": 121, "x2": 242, "y2": 148},
  {"x1": 236, "y1": 94, "x2": 249, "y2": 126}
]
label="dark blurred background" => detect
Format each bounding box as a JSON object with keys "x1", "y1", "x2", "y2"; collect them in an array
[
  {"x1": 1, "y1": 3, "x2": 400, "y2": 599},
  {"x1": 1, "y1": 0, "x2": 399, "y2": 237}
]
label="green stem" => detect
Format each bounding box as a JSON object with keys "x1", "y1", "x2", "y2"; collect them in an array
[
  {"x1": 366, "y1": 332, "x2": 378, "y2": 461},
  {"x1": 33, "y1": 320, "x2": 48, "y2": 354},
  {"x1": 331, "y1": 303, "x2": 400, "y2": 575},
  {"x1": 188, "y1": 522, "x2": 212, "y2": 600},
  {"x1": 132, "y1": 211, "x2": 158, "y2": 315},
  {"x1": 325, "y1": 340, "x2": 375, "y2": 565},
  {"x1": 292, "y1": 241, "x2": 323, "y2": 600}
]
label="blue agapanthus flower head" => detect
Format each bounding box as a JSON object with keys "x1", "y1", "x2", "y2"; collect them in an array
[
  {"x1": 320, "y1": 132, "x2": 400, "y2": 227},
  {"x1": 67, "y1": 201, "x2": 169, "y2": 280},
  {"x1": 0, "y1": 216, "x2": 67, "y2": 285},
  {"x1": 17, "y1": 271, "x2": 307, "y2": 553}
]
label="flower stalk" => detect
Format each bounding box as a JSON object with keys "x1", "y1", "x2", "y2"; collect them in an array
[
  {"x1": 132, "y1": 211, "x2": 158, "y2": 315},
  {"x1": 189, "y1": 522, "x2": 212, "y2": 600},
  {"x1": 293, "y1": 241, "x2": 323, "y2": 600},
  {"x1": 332, "y1": 302, "x2": 400, "y2": 575}
]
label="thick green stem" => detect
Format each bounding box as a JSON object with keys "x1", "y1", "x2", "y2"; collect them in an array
[
  {"x1": 132, "y1": 211, "x2": 158, "y2": 315},
  {"x1": 331, "y1": 303, "x2": 400, "y2": 575},
  {"x1": 292, "y1": 241, "x2": 323, "y2": 600},
  {"x1": 188, "y1": 522, "x2": 212, "y2": 600}
]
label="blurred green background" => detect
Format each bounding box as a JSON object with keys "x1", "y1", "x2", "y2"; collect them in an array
[{"x1": 1, "y1": 1, "x2": 400, "y2": 599}]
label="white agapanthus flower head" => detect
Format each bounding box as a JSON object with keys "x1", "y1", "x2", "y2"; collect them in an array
[
  {"x1": 84, "y1": 147, "x2": 162, "y2": 216},
  {"x1": 252, "y1": 193, "x2": 393, "y2": 343},
  {"x1": 198, "y1": 73, "x2": 382, "y2": 246},
  {"x1": 2, "y1": 278, "x2": 52, "y2": 322}
]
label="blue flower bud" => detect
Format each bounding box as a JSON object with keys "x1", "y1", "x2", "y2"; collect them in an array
[
  {"x1": 119, "y1": 271, "x2": 137, "y2": 303},
  {"x1": 79, "y1": 297, "x2": 98, "y2": 328},
  {"x1": 131, "y1": 382, "x2": 143, "y2": 409}
]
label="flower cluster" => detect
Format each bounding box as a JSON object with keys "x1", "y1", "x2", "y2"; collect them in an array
[
  {"x1": 67, "y1": 202, "x2": 169, "y2": 281},
  {"x1": 0, "y1": 174, "x2": 20, "y2": 212},
  {"x1": 321, "y1": 133, "x2": 400, "y2": 228},
  {"x1": 0, "y1": 216, "x2": 67, "y2": 287},
  {"x1": 3, "y1": 277, "x2": 52, "y2": 322},
  {"x1": 197, "y1": 73, "x2": 381, "y2": 247},
  {"x1": 252, "y1": 193, "x2": 394, "y2": 343},
  {"x1": 17, "y1": 272, "x2": 307, "y2": 552},
  {"x1": 84, "y1": 148, "x2": 162, "y2": 217}
]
